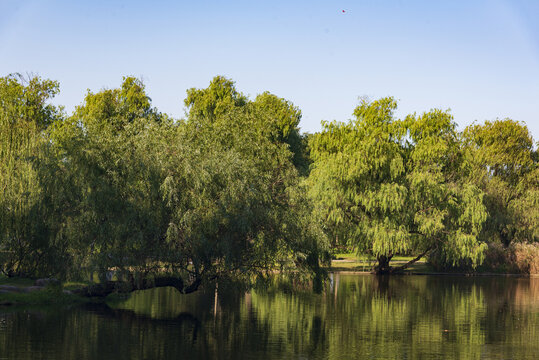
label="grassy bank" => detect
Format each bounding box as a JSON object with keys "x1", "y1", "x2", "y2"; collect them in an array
[
  {"x1": 2, "y1": 252, "x2": 534, "y2": 308},
  {"x1": 327, "y1": 252, "x2": 539, "y2": 276},
  {"x1": 327, "y1": 253, "x2": 434, "y2": 273},
  {"x1": 0, "y1": 289, "x2": 88, "y2": 306},
  {"x1": 0, "y1": 275, "x2": 90, "y2": 306}
]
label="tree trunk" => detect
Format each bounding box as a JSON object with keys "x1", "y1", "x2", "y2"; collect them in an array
[
  {"x1": 72, "y1": 276, "x2": 201, "y2": 298},
  {"x1": 373, "y1": 247, "x2": 433, "y2": 275},
  {"x1": 390, "y1": 247, "x2": 433, "y2": 273},
  {"x1": 374, "y1": 255, "x2": 393, "y2": 274}
]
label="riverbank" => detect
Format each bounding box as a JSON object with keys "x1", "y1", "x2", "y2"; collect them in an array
[
  {"x1": 0, "y1": 277, "x2": 92, "y2": 306},
  {"x1": 325, "y1": 253, "x2": 538, "y2": 276},
  {"x1": 2, "y1": 255, "x2": 535, "y2": 307},
  {"x1": 326, "y1": 253, "x2": 433, "y2": 273}
]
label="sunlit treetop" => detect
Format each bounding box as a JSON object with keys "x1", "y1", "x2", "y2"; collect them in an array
[
  {"x1": 184, "y1": 76, "x2": 248, "y2": 122},
  {"x1": 0, "y1": 73, "x2": 61, "y2": 130},
  {"x1": 73, "y1": 76, "x2": 161, "y2": 132}
]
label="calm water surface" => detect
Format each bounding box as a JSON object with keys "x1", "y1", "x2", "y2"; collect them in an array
[{"x1": 1, "y1": 275, "x2": 538, "y2": 359}]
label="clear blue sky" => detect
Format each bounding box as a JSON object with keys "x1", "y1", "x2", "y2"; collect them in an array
[{"x1": 1, "y1": 0, "x2": 538, "y2": 140}]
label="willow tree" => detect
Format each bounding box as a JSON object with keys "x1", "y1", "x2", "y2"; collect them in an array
[
  {"x1": 159, "y1": 107, "x2": 328, "y2": 292},
  {"x1": 509, "y1": 165, "x2": 539, "y2": 243},
  {"x1": 49, "y1": 76, "x2": 172, "y2": 283},
  {"x1": 184, "y1": 75, "x2": 248, "y2": 122},
  {"x1": 0, "y1": 74, "x2": 67, "y2": 277},
  {"x1": 462, "y1": 119, "x2": 537, "y2": 245},
  {"x1": 162, "y1": 77, "x2": 328, "y2": 290},
  {"x1": 309, "y1": 97, "x2": 487, "y2": 273},
  {"x1": 251, "y1": 92, "x2": 311, "y2": 174},
  {"x1": 54, "y1": 76, "x2": 327, "y2": 296},
  {"x1": 186, "y1": 76, "x2": 310, "y2": 174}
]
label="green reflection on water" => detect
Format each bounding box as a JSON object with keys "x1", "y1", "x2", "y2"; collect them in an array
[{"x1": 1, "y1": 275, "x2": 538, "y2": 360}]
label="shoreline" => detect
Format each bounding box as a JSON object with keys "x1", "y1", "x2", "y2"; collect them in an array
[
  {"x1": 3, "y1": 270, "x2": 538, "y2": 307},
  {"x1": 326, "y1": 270, "x2": 539, "y2": 277}
]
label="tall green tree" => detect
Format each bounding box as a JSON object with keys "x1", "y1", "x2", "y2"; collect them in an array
[
  {"x1": 462, "y1": 119, "x2": 537, "y2": 245},
  {"x1": 309, "y1": 97, "x2": 487, "y2": 273},
  {"x1": 49, "y1": 76, "x2": 171, "y2": 281},
  {"x1": 0, "y1": 74, "x2": 67, "y2": 277},
  {"x1": 51, "y1": 76, "x2": 328, "y2": 295},
  {"x1": 163, "y1": 77, "x2": 328, "y2": 289},
  {"x1": 184, "y1": 75, "x2": 248, "y2": 122},
  {"x1": 161, "y1": 105, "x2": 328, "y2": 289},
  {"x1": 186, "y1": 76, "x2": 310, "y2": 174},
  {"x1": 251, "y1": 92, "x2": 311, "y2": 175}
]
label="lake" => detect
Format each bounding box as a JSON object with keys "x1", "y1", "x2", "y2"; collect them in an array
[{"x1": 1, "y1": 275, "x2": 538, "y2": 359}]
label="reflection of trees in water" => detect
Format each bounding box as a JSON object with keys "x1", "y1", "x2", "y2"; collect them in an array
[
  {"x1": 0, "y1": 303, "x2": 206, "y2": 359},
  {"x1": 248, "y1": 275, "x2": 539, "y2": 360},
  {"x1": 0, "y1": 277, "x2": 538, "y2": 359}
]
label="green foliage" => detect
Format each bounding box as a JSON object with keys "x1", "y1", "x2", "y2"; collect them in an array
[
  {"x1": 309, "y1": 97, "x2": 487, "y2": 272},
  {"x1": 251, "y1": 91, "x2": 310, "y2": 174},
  {"x1": 164, "y1": 90, "x2": 328, "y2": 283},
  {"x1": 38, "y1": 75, "x2": 327, "y2": 286},
  {"x1": 186, "y1": 76, "x2": 310, "y2": 174},
  {"x1": 0, "y1": 74, "x2": 68, "y2": 277},
  {"x1": 48, "y1": 77, "x2": 171, "y2": 280},
  {"x1": 177, "y1": 77, "x2": 328, "y2": 283},
  {"x1": 509, "y1": 168, "x2": 539, "y2": 241},
  {"x1": 184, "y1": 75, "x2": 247, "y2": 122},
  {"x1": 462, "y1": 119, "x2": 537, "y2": 245},
  {"x1": 252, "y1": 92, "x2": 301, "y2": 140},
  {"x1": 1, "y1": 73, "x2": 537, "y2": 281},
  {"x1": 463, "y1": 119, "x2": 534, "y2": 181}
]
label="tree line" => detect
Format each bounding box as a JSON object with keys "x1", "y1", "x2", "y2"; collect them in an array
[{"x1": 1, "y1": 74, "x2": 537, "y2": 290}]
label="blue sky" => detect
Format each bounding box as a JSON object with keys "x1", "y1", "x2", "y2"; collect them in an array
[{"x1": 1, "y1": 0, "x2": 538, "y2": 140}]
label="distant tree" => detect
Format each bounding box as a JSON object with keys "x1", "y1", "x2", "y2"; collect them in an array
[{"x1": 309, "y1": 97, "x2": 487, "y2": 273}]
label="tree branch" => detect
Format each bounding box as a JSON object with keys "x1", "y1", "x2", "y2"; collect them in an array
[
  {"x1": 391, "y1": 246, "x2": 434, "y2": 273},
  {"x1": 72, "y1": 275, "x2": 202, "y2": 297}
]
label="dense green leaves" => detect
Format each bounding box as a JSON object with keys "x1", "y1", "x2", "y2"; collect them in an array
[
  {"x1": 162, "y1": 109, "x2": 324, "y2": 283},
  {"x1": 49, "y1": 81, "x2": 171, "y2": 280},
  {"x1": 309, "y1": 98, "x2": 488, "y2": 272},
  {"x1": 0, "y1": 74, "x2": 66, "y2": 277},
  {"x1": 462, "y1": 119, "x2": 538, "y2": 245},
  {"x1": 0, "y1": 75, "x2": 328, "y2": 289},
  {"x1": 0, "y1": 74, "x2": 537, "y2": 283},
  {"x1": 184, "y1": 76, "x2": 247, "y2": 122},
  {"x1": 167, "y1": 79, "x2": 328, "y2": 284}
]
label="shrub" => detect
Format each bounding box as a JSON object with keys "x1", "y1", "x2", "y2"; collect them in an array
[
  {"x1": 428, "y1": 242, "x2": 539, "y2": 274},
  {"x1": 481, "y1": 242, "x2": 539, "y2": 274},
  {"x1": 512, "y1": 243, "x2": 539, "y2": 274}
]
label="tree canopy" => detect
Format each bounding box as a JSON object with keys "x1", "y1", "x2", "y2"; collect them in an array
[
  {"x1": 462, "y1": 119, "x2": 538, "y2": 246},
  {"x1": 1, "y1": 75, "x2": 328, "y2": 295},
  {"x1": 308, "y1": 97, "x2": 488, "y2": 273},
  {"x1": 0, "y1": 74, "x2": 68, "y2": 277},
  {"x1": 1, "y1": 74, "x2": 537, "y2": 287}
]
